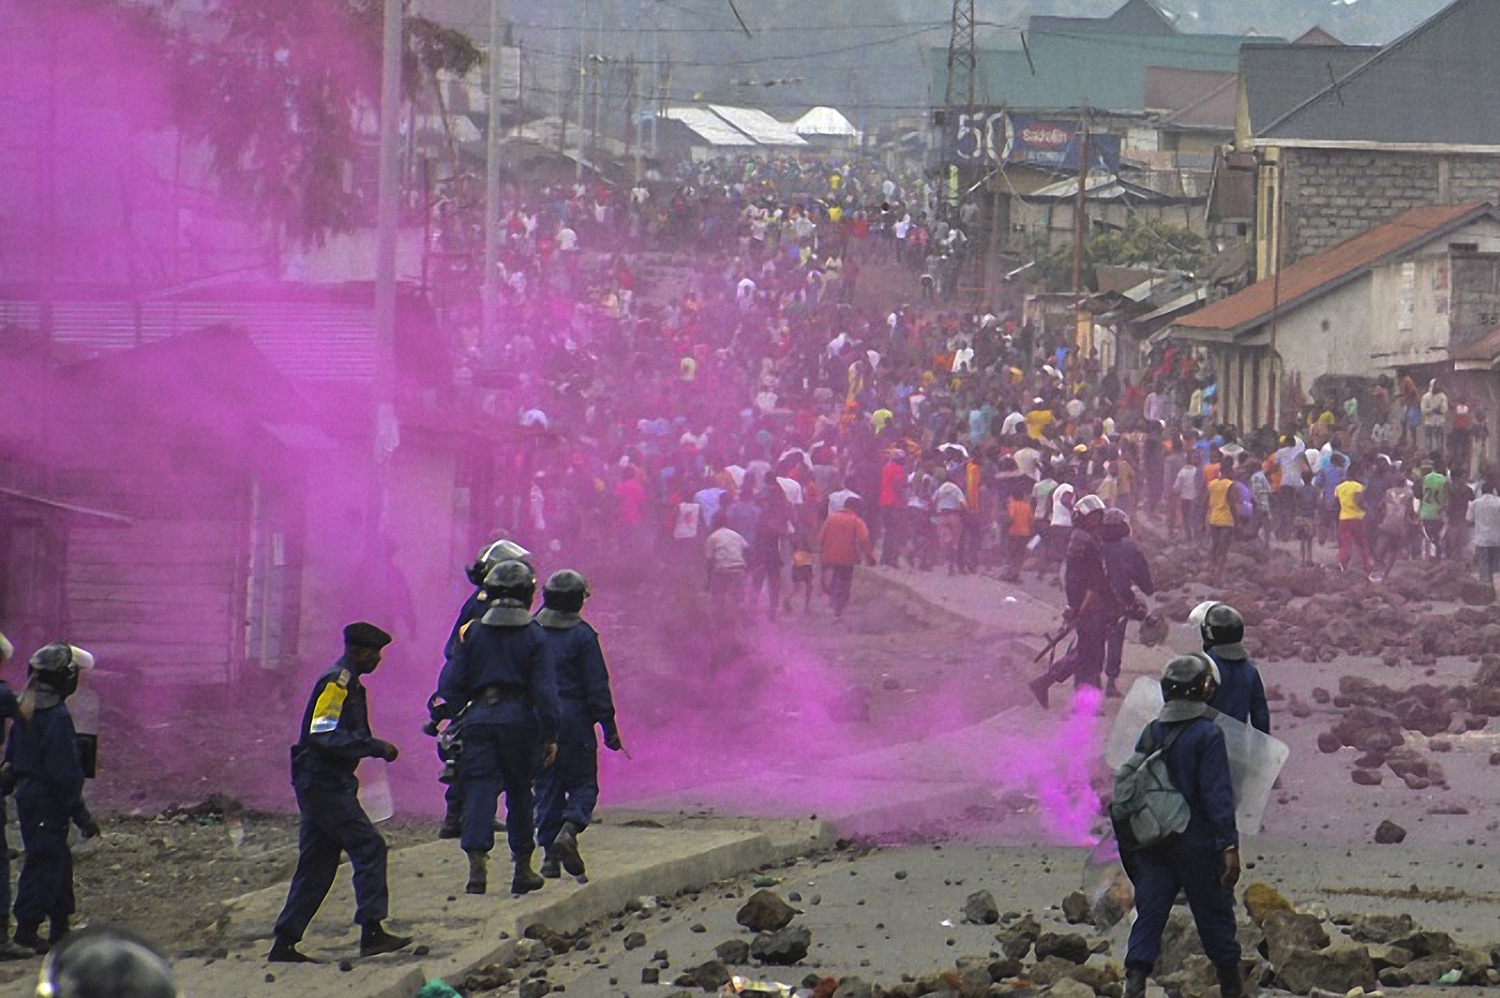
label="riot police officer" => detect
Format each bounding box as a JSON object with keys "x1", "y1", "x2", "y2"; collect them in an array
[
  {"x1": 1101, "y1": 508, "x2": 1155, "y2": 699},
  {"x1": 1118, "y1": 654, "x2": 1241, "y2": 998},
  {"x1": 534, "y1": 570, "x2": 623, "y2": 881},
  {"x1": 8, "y1": 643, "x2": 100, "y2": 956},
  {"x1": 438, "y1": 560, "x2": 560, "y2": 895},
  {"x1": 1029, "y1": 494, "x2": 1117, "y2": 707},
  {"x1": 269, "y1": 623, "x2": 410, "y2": 963},
  {"x1": 434, "y1": 539, "x2": 534, "y2": 840},
  {"x1": 1198, "y1": 602, "x2": 1270, "y2": 733}
]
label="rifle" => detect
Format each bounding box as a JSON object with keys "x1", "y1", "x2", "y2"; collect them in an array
[{"x1": 1033, "y1": 619, "x2": 1076, "y2": 664}]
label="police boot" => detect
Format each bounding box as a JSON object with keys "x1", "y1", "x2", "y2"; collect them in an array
[
  {"x1": 1105, "y1": 678, "x2": 1122, "y2": 699},
  {"x1": 438, "y1": 802, "x2": 462, "y2": 840},
  {"x1": 540, "y1": 847, "x2": 563, "y2": 879},
  {"x1": 554, "y1": 820, "x2": 587, "y2": 878},
  {"x1": 512, "y1": 852, "x2": 545, "y2": 895},
  {"x1": 465, "y1": 849, "x2": 488, "y2": 894},
  {"x1": 359, "y1": 921, "x2": 413, "y2": 958},
  {"x1": 266, "y1": 937, "x2": 317, "y2": 964},
  {"x1": 1028, "y1": 674, "x2": 1052, "y2": 709},
  {"x1": 1216, "y1": 964, "x2": 1245, "y2": 998},
  {"x1": 11, "y1": 924, "x2": 48, "y2": 956},
  {"x1": 1124, "y1": 965, "x2": 1149, "y2": 998}
]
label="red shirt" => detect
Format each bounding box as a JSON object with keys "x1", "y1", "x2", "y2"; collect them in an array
[{"x1": 879, "y1": 461, "x2": 905, "y2": 507}]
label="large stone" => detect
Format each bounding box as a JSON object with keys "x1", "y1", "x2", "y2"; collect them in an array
[
  {"x1": 1062, "y1": 890, "x2": 1094, "y2": 925},
  {"x1": 715, "y1": 939, "x2": 751, "y2": 965},
  {"x1": 1461, "y1": 581, "x2": 1496, "y2": 606},
  {"x1": 1329, "y1": 708, "x2": 1404, "y2": 752},
  {"x1": 674, "y1": 960, "x2": 731, "y2": 992},
  {"x1": 995, "y1": 916, "x2": 1041, "y2": 961},
  {"x1": 963, "y1": 890, "x2": 1000, "y2": 925},
  {"x1": 751, "y1": 926, "x2": 811, "y2": 965},
  {"x1": 1399, "y1": 953, "x2": 1462, "y2": 985},
  {"x1": 1342, "y1": 913, "x2": 1414, "y2": 945},
  {"x1": 737, "y1": 890, "x2": 800, "y2": 932},
  {"x1": 1030, "y1": 956, "x2": 1083, "y2": 986},
  {"x1": 833, "y1": 977, "x2": 873, "y2": 998},
  {"x1": 1159, "y1": 954, "x2": 1218, "y2": 998},
  {"x1": 1154, "y1": 912, "x2": 1201, "y2": 977},
  {"x1": 1366, "y1": 945, "x2": 1413, "y2": 970},
  {"x1": 1391, "y1": 930, "x2": 1456, "y2": 958},
  {"x1": 952, "y1": 957, "x2": 994, "y2": 998},
  {"x1": 1242, "y1": 882, "x2": 1295, "y2": 926},
  {"x1": 1373, "y1": 820, "x2": 1407, "y2": 844},
  {"x1": 1034, "y1": 932, "x2": 1091, "y2": 965},
  {"x1": 1262, "y1": 912, "x2": 1331, "y2": 967},
  {"x1": 1043, "y1": 979, "x2": 1096, "y2": 998},
  {"x1": 1273, "y1": 942, "x2": 1376, "y2": 996}
]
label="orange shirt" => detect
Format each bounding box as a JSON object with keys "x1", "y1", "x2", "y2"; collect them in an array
[
  {"x1": 817, "y1": 510, "x2": 872, "y2": 567},
  {"x1": 1006, "y1": 498, "x2": 1034, "y2": 537}
]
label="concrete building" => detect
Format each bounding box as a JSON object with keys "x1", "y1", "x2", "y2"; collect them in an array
[
  {"x1": 1241, "y1": 0, "x2": 1500, "y2": 280},
  {"x1": 1168, "y1": 203, "x2": 1500, "y2": 436}
]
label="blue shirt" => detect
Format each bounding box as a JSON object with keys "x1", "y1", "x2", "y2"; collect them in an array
[
  {"x1": 439, "y1": 620, "x2": 560, "y2": 742},
  {"x1": 537, "y1": 618, "x2": 618, "y2": 744},
  {"x1": 7, "y1": 699, "x2": 91, "y2": 827},
  {"x1": 1207, "y1": 653, "x2": 1271, "y2": 734},
  {"x1": 290, "y1": 660, "x2": 381, "y2": 791}
]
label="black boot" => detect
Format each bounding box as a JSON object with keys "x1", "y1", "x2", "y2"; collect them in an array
[
  {"x1": 553, "y1": 820, "x2": 587, "y2": 877},
  {"x1": 1028, "y1": 674, "x2": 1052, "y2": 709},
  {"x1": 1216, "y1": 963, "x2": 1245, "y2": 998},
  {"x1": 438, "y1": 808, "x2": 462, "y2": 840},
  {"x1": 1125, "y1": 965, "x2": 1149, "y2": 998},
  {"x1": 12, "y1": 924, "x2": 48, "y2": 956},
  {"x1": 359, "y1": 921, "x2": 413, "y2": 958},
  {"x1": 465, "y1": 849, "x2": 488, "y2": 894},
  {"x1": 512, "y1": 852, "x2": 545, "y2": 895},
  {"x1": 540, "y1": 848, "x2": 562, "y2": 879},
  {"x1": 267, "y1": 937, "x2": 316, "y2": 963}
]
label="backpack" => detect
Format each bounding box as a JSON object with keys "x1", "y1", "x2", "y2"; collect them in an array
[{"x1": 1110, "y1": 721, "x2": 1192, "y2": 851}]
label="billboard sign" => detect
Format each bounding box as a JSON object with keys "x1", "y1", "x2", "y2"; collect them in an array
[{"x1": 948, "y1": 110, "x2": 1121, "y2": 172}]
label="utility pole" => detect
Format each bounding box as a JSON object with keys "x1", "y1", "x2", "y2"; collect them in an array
[
  {"x1": 373, "y1": 0, "x2": 403, "y2": 489},
  {"x1": 625, "y1": 52, "x2": 640, "y2": 179},
  {"x1": 576, "y1": 45, "x2": 587, "y2": 180},
  {"x1": 481, "y1": 0, "x2": 505, "y2": 354},
  {"x1": 942, "y1": 0, "x2": 977, "y2": 216},
  {"x1": 1070, "y1": 118, "x2": 1091, "y2": 296}
]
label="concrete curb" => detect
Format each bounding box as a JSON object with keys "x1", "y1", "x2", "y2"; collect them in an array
[{"x1": 858, "y1": 566, "x2": 1055, "y2": 663}]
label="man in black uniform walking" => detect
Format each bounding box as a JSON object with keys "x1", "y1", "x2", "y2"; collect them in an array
[
  {"x1": 268, "y1": 623, "x2": 411, "y2": 963},
  {"x1": 1029, "y1": 494, "x2": 1118, "y2": 706},
  {"x1": 439, "y1": 561, "x2": 560, "y2": 895},
  {"x1": 1101, "y1": 508, "x2": 1154, "y2": 699},
  {"x1": 533, "y1": 570, "x2": 623, "y2": 881}
]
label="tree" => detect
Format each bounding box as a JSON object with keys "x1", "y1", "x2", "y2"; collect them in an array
[
  {"x1": 1032, "y1": 217, "x2": 1209, "y2": 291},
  {"x1": 171, "y1": 0, "x2": 481, "y2": 248}
]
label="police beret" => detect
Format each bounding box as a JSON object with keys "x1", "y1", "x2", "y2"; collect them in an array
[{"x1": 343, "y1": 622, "x2": 393, "y2": 649}]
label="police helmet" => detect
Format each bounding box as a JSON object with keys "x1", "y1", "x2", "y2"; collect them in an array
[
  {"x1": 542, "y1": 569, "x2": 590, "y2": 614},
  {"x1": 1073, "y1": 493, "x2": 1107, "y2": 529},
  {"x1": 1200, "y1": 603, "x2": 1247, "y2": 661},
  {"x1": 39, "y1": 925, "x2": 177, "y2": 998},
  {"x1": 467, "y1": 538, "x2": 533, "y2": 585},
  {"x1": 483, "y1": 559, "x2": 537, "y2": 606},
  {"x1": 1160, "y1": 653, "x2": 1217, "y2": 702}
]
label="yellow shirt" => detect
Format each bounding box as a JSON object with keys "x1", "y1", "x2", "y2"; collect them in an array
[
  {"x1": 1336, "y1": 479, "x2": 1365, "y2": 520},
  {"x1": 872, "y1": 408, "x2": 893, "y2": 433},
  {"x1": 1024, "y1": 409, "x2": 1054, "y2": 441},
  {"x1": 1206, "y1": 478, "x2": 1235, "y2": 527}
]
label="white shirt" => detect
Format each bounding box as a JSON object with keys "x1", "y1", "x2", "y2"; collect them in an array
[
  {"x1": 1050, "y1": 483, "x2": 1075, "y2": 527},
  {"x1": 705, "y1": 528, "x2": 749, "y2": 570},
  {"x1": 1470, "y1": 493, "x2": 1500, "y2": 548},
  {"x1": 828, "y1": 488, "x2": 859, "y2": 513},
  {"x1": 1001, "y1": 412, "x2": 1026, "y2": 437},
  {"x1": 1013, "y1": 447, "x2": 1041, "y2": 480},
  {"x1": 933, "y1": 481, "x2": 966, "y2": 512}
]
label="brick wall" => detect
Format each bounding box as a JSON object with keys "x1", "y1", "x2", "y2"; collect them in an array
[
  {"x1": 1450, "y1": 253, "x2": 1500, "y2": 349},
  {"x1": 1282, "y1": 149, "x2": 1500, "y2": 262}
]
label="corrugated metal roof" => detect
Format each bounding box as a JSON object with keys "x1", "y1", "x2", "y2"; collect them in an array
[
  {"x1": 663, "y1": 106, "x2": 756, "y2": 147},
  {"x1": 1176, "y1": 203, "x2": 1494, "y2": 336},
  {"x1": 792, "y1": 106, "x2": 859, "y2": 138},
  {"x1": 1241, "y1": 44, "x2": 1379, "y2": 137},
  {"x1": 1258, "y1": 0, "x2": 1500, "y2": 145},
  {"x1": 706, "y1": 105, "x2": 807, "y2": 147}
]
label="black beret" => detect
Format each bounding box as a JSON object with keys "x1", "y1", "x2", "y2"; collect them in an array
[{"x1": 343, "y1": 621, "x2": 393, "y2": 649}]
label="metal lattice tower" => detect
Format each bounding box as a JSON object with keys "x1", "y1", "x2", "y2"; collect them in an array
[{"x1": 943, "y1": 0, "x2": 977, "y2": 118}]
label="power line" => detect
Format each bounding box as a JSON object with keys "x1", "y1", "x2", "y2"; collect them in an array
[{"x1": 513, "y1": 25, "x2": 940, "y2": 69}]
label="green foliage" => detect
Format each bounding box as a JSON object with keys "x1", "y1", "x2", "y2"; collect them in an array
[
  {"x1": 170, "y1": 0, "x2": 481, "y2": 247},
  {"x1": 1032, "y1": 217, "x2": 1209, "y2": 292}
]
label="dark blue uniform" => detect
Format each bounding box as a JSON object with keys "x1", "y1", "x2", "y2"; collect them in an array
[
  {"x1": 534, "y1": 617, "x2": 618, "y2": 850},
  {"x1": 7, "y1": 697, "x2": 91, "y2": 939},
  {"x1": 1103, "y1": 537, "x2": 1155, "y2": 682},
  {"x1": 1046, "y1": 530, "x2": 1117, "y2": 688},
  {"x1": 1123, "y1": 713, "x2": 1240, "y2": 975},
  {"x1": 1207, "y1": 654, "x2": 1270, "y2": 733},
  {"x1": 439, "y1": 618, "x2": 559, "y2": 857},
  {"x1": 272, "y1": 662, "x2": 389, "y2": 944},
  {"x1": 439, "y1": 590, "x2": 489, "y2": 818}
]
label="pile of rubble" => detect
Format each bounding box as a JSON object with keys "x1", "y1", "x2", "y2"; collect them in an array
[{"x1": 759, "y1": 883, "x2": 1499, "y2": 998}]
